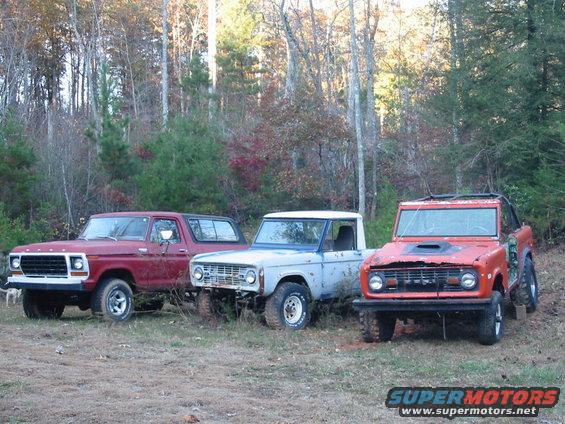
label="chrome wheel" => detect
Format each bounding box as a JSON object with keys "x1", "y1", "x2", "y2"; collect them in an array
[
  {"x1": 283, "y1": 295, "x2": 303, "y2": 325},
  {"x1": 108, "y1": 289, "x2": 128, "y2": 316},
  {"x1": 494, "y1": 303, "x2": 502, "y2": 335}
]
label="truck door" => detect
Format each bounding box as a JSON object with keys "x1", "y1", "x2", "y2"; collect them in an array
[
  {"x1": 501, "y1": 198, "x2": 530, "y2": 287},
  {"x1": 321, "y1": 220, "x2": 363, "y2": 298},
  {"x1": 146, "y1": 217, "x2": 190, "y2": 290}
]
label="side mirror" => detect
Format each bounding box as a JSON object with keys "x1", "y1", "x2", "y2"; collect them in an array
[{"x1": 160, "y1": 229, "x2": 173, "y2": 242}]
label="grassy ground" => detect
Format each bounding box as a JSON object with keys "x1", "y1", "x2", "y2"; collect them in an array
[{"x1": 0, "y1": 248, "x2": 563, "y2": 423}]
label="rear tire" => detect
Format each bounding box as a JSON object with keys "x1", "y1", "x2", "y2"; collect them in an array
[
  {"x1": 91, "y1": 278, "x2": 133, "y2": 322},
  {"x1": 22, "y1": 290, "x2": 65, "y2": 319},
  {"x1": 478, "y1": 291, "x2": 504, "y2": 345},
  {"x1": 135, "y1": 297, "x2": 164, "y2": 312},
  {"x1": 511, "y1": 257, "x2": 538, "y2": 313},
  {"x1": 265, "y1": 282, "x2": 310, "y2": 330},
  {"x1": 361, "y1": 312, "x2": 396, "y2": 342}
]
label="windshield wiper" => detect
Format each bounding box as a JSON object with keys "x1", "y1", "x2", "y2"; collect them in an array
[{"x1": 94, "y1": 236, "x2": 118, "y2": 241}]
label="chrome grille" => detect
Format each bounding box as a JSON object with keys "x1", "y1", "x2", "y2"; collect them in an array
[
  {"x1": 201, "y1": 264, "x2": 248, "y2": 285},
  {"x1": 383, "y1": 268, "x2": 463, "y2": 292},
  {"x1": 20, "y1": 255, "x2": 68, "y2": 277}
]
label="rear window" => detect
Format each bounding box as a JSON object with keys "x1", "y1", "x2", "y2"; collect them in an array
[{"x1": 185, "y1": 217, "x2": 240, "y2": 242}]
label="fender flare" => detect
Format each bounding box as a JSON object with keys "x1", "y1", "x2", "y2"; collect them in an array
[{"x1": 270, "y1": 270, "x2": 317, "y2": 298}]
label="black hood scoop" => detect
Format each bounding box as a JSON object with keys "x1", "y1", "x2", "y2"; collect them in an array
[{"x1": 404, "y1": 241, "x2": 458, "y2": 255}]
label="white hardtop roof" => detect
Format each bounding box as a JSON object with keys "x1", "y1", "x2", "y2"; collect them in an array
[{"x1": 264, "y1": 210, "x2": 362, "y2": 220}]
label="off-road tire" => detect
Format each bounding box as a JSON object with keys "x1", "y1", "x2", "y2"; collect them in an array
[
  {"x1": 511, "y1": 257, "x2": 538, "y2": 313},
  {"x1": 196, "y1": 291, "x2": 222, "y2": 322},
  {"x1": 91, "y1": 278, "x2": 133, "y2": 322},
  {"x1": 264, "y1": 282, "x2": 310, "y2": 330},
  {"x1": 478, "y1": 291, "x2": 504, "y2": 345},
  {"x1": 361, "y1": 312, "x2": 396, "y2": 343},
  {"x1": 360, "y1": 311, "x2": 379, "y2": 342},
  {"x1": 22, "y1": 290, "x2": 65, "y2": 319}
]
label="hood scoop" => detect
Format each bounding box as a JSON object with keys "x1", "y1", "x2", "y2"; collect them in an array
[{"x1": 405, "y1": 241, "x2": 456, "y2": 255}]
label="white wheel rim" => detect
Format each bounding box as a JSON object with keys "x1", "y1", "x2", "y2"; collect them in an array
[
  {"x1": 283, "y1": 295, "x2": 303, "y2": 325},
  {"x1": 495, "y1": 303, "x2": 502, "y2": 335},
  {"x1": 108, "y1": 289, "x2": 128, "y2": 316},
  {"x1": 530, "y1": 276, "x2": 537, "y2": 299}
]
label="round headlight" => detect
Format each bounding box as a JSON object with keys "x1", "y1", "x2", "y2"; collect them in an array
[
  {"x1": 245, "y1": 270, "x2": 257, "y2": 284},
  {"x1": 73, "y1": 258, "x2": 84, "y2": 270},
  {"x1": 193, "y1": 266, "x2": 204, "y2": 281},
  {"x1": 10, "y1": 257, "x2": 20, "y2": 269},
  {"x1": 369, "y1": 274, "x2": 384, "y2": 291},
  {"x1": 461, "y1": 272, "x2": 477, "y2": 290}
]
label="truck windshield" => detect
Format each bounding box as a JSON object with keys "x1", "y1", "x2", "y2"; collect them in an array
[
  {"x1": 254, "y1": 219, "x2": 325, "y2": 247},
  {"x1": 396, "y1": 208, "x2": 497, "y2": 237},
  {"x1": 79, "y1": 217, "x2": 150, "y2": 241}
]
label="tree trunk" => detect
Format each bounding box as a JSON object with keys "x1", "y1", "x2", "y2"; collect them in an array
[
  {"x1": 279, "y1": 0, "x2": 298, "y2": 99},
  {"x1": 307, "y1": 0, "x2": 323, "y2": 99},
  {"x1": 161, "y1": 0, "x2": 170, "y2": 127},
  {"x1": 364, "y1": 0, "x2": 379, "y2": 219},
  {"x1": 349, "y1": 0, "x2": 365, "y2": 216},
  {"x1": 208, "y1": 0, "x2": 217, "y2": 117},
  {"x1": 448, "y1": 0, "x2": 463, "y2": 192}
]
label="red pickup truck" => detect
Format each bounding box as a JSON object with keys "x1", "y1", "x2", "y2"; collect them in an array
[{"x1": 7, "y1": 212, "x2": 247, "y2": 321}]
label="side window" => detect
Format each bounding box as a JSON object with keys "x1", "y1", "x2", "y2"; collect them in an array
[
  {"x1": 213, "y1": 220, "x2": 238, "y2": 241},
  {"x1": 150, "y1": 219, "x2": 181, "y2": 244},
  {"x1": 324, "y1": 220, "x2": 356, "y2": 251},
  {"x1": 198, "y1": 220, "x2": 217, "y2": 240},
  {"x1": 186, "y1": 217, "x2": 239, "y2": 242}
]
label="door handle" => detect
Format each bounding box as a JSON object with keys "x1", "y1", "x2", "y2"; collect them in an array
[
  {"x1": 138, "y1": 248, "x2": 148, "y2": 254},
  {"x1": 179, "y1": 248, "x2": 187, "y2": 253}
]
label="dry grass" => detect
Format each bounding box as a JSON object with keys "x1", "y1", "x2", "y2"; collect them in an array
[{"x1": 0, "y1": 248, "x2": 563, "y2": 423}]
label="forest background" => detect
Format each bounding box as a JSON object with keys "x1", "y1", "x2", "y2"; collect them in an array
[{"x1": 0, "y1": 0, "x2": 562, "y2": 253}]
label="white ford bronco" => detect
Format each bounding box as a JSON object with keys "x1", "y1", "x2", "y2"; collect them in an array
[{"x1": 190, "y1": 211, "x2": 375, "y2": 329}]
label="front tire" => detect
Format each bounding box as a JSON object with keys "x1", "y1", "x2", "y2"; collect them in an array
[
  {"x1": 265, "y1": 282, "x2": 310, "y2": 330},
  {"x1": 511, "y1": 257, "x2": 538, "y2": 313},
  {"x1": 22, "y1": 290, "x2": 65, "y2": 319},
  {"x1": 196, "y1": 290, "x2": 222, "y2": 322},
  {"x1": 91, "y1": 278, "x2": 133, "y2": 322},
  {"x1": 360, "y1": 312, "x2": 396, "y2": 343},
  {"x1": 478, "y1": 291, "x2": 504, "y2": 345}
]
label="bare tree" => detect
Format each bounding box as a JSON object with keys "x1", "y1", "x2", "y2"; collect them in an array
[
  {"x1": 161, "y1": 0, "x2": 170, "y2": 127},
  {"x1": 348, "y1": 0, "x2": 365, "y2": 216}
]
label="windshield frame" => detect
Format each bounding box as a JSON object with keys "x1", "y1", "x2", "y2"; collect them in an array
[
  {"x1": 78, "y1": 216, "x2": 151, "y2": 241},
  {"x1": 394, "y1": 207, "x2": 499, "y2": 239},
  {"x1": 252, "y1": 218, "x2": 328, "y2": 250}
]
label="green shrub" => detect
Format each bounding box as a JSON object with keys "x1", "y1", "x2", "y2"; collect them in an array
[{"x1": 365, "y1": 181, "x2": 398, "y2": 248}]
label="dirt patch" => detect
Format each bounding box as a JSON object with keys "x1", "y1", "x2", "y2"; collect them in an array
[{"x1": 0, "y1": 248, "x2": 563, "y2": 423}]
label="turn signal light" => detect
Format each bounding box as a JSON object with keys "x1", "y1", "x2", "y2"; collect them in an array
[{"x1": 386, "y1": 278, "x2": 398, "y2": 287}]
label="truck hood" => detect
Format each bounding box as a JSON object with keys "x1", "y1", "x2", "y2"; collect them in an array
[
  {"x1": 368, "y1": 241, "x2": 498, "y2": 267},
  {"x1": 11, "y1": 240, "x2": 146, "y2": 256},
  {"x1": 192, "y1": 248, "x2": 305, "y2": 267}
]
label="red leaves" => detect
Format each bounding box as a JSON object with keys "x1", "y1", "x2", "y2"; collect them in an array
[{"x1": 228, "y1": 133, "x2": 267, "y2": 192}]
